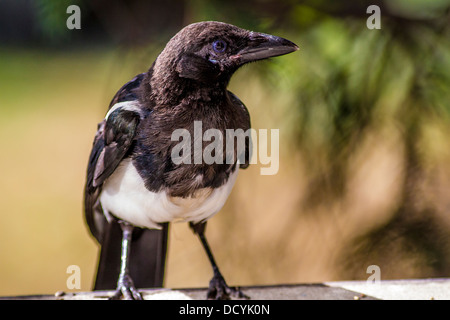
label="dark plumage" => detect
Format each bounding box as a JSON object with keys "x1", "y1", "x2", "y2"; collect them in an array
[{"x1": 84, "y1": 21, "x2": 298, "y2": 300}]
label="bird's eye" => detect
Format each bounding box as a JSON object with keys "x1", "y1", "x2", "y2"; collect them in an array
[{"x1": 212, "y1": 40, "x2": 227, "y2": 53}]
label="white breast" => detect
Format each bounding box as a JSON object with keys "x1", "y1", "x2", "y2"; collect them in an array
[{"x1": 99, "y1": 159, "x2": 238, "y2": 230}]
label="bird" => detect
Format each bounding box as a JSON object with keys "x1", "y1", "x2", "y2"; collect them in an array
[{"x1": 84, "y1": 21, "x2": 298, "y2": 300}]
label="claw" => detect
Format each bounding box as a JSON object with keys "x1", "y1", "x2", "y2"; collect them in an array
[
  {"x1": 207, "y1": 271, "x2": 249, "y2": 300},
  {"x1": 110, "y1": 274, "x2": 143, "y2": 300}
]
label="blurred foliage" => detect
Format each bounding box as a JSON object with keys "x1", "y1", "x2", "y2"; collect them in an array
[
  {"x1": 35, "y1": 0, "x2": 82, "y2": 43},
  {"x1": 1, "y1": 0, "x2": 450, "y2": 295},
  {"x1": 267, "y1": 0, "x2": 450, "y2": 278}
]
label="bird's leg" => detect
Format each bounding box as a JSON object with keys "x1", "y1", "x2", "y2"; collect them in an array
[
  {"x1": 110, "y1": 221, "x2": 143, "y2": 300},
  {"x1": 190, "y1": 222, "x2": 249, "y2": 300}
]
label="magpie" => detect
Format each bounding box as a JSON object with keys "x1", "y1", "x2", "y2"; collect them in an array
[{"x1": 84, "y1": 21, "x2": 298, "y2": 300}]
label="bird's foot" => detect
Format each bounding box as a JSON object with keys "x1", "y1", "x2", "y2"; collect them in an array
[
  {"x1": 110, "y1": 274, "x2": 143, "y2": 300},
  {"x1": 207, "y1": 271, "x2": 249, "y2": 300}
]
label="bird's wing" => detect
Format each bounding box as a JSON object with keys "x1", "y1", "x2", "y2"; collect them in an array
[
  {"x1": 84, "y1": 73, "x2": 169, "y2": 291},
  {"x1": 107, "y1": 73, "x2": 145, "y2": 109},
  {"x1": 84, "y1": 73, "x2": 144, "y2": 242}
]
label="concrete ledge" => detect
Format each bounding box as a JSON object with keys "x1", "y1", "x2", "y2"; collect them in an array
[
  {"x1": 2, "y1": 278, "x2": 449, "y2": 300},
  {"x1": 326, "y1": 278, "x2": 450, "y2": 300}
]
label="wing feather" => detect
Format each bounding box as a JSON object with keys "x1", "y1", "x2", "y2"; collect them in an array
[{"x1": 84, "y1": 74, "x2": 144, "y2": 242}]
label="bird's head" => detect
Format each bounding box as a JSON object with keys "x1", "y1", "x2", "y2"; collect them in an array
[{"x1": 151, "y1": 21, "x2": 298, "y2": 96}]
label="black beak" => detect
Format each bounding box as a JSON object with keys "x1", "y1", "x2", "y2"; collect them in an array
[{"x1": 233, "y1": 32, "x2": 299, "y2": 65}]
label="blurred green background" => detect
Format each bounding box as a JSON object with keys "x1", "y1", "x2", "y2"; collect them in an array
[{"x1": 1, "y1": 0, "x2": 450, "y2": 296}]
